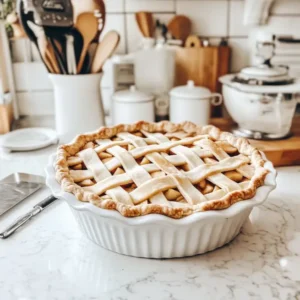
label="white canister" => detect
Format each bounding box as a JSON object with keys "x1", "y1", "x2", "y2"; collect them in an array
[
  {"x1": 169, "y1": 80, "x2": 222, "y2": 125},
  {"x1": 113, "y1": 85, "x2": 155, "y2": 124},
  {"x1": 134, "y1": 43, "x2": 175, "y2": 95},
  {"x1": 49, "y1": 73, "x2": 105, "y2": 143}
]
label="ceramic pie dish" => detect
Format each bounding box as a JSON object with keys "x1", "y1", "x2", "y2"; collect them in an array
[{"x1": 46, "y1": 121, "x2": 276, "y2": 258}]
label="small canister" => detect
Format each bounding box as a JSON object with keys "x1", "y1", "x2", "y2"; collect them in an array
[
  {"x1": 113, "y1": 85, "x2": 155, "y2": 124},
  {"x1": 169, "y1": 80, "x2": 222, "y2": 125}
]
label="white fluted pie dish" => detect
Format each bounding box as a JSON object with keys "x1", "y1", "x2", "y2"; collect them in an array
[{"x1": 46, "y1": 153, "x2": 276, "y2": 258}]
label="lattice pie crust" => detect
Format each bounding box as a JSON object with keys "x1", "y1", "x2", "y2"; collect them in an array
[{"x1": 55, "y1": 122, "x2": 268, "y2": 218}]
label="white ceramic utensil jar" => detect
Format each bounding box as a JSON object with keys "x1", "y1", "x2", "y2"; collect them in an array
[
  {"x1": 169, "y1": 80, "x2": 222, "y2": 125},
  {"x1": 113, "y1": 85, "x2": 155, "y2": 124},
  {"x1": 49, "y1": 73, "x2": 105, "y2": 143}
]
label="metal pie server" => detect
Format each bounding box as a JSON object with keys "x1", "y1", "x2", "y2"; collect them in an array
[{"x1": 0, "y1": 194, "x2": 57, "y2": 239}]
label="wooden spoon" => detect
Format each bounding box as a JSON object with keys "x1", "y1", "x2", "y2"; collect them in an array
[
  {"x1": 91, "y1": 30, "x2": 120, "y2": 74},
  {"x1": 75, "y1": 12, "x2": 99, "y2": 73},
  {"x1": 71, "y1": 0, "x2": 106, "y2": 41},
  {"x1": 135, "y1": 11, "x2": 154, "y2": 38},
  {"x1": 168, "y1": 15, "x2": 192, "y2": 43}
]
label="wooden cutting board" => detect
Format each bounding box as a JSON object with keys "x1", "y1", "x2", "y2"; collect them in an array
[
  {"x1": 175, "y1": 46, "x2": 230, "y2": 93},
  {"x1": 211, "y1": 117, "x2": 300, "y2": 167}
]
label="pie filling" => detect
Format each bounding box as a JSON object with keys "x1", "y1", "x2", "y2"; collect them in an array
[{"x1": 58, "y1": 127, "x2": 267, "y2": 217}]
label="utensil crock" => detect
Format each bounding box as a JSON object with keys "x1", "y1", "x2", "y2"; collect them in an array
[{"x1": 49, "y1": 73, "x2": 105, "y2": 143}]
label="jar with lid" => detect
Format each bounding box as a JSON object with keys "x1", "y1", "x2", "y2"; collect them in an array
[
  {"x1": 112, "y1": 85, "x2": 155, "y2": 124},
  {"x1": 169, "y1": 80, "x2": 222, "y2": 125}
]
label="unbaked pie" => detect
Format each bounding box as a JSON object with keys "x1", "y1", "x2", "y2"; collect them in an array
[{"x1": 55, "y1": 121, "x2": 268, "y2": 218}]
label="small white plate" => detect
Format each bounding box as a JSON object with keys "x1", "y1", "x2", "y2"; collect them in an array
[{"x1": 0, "y1": 128, "x2": 58, "y2": 152}]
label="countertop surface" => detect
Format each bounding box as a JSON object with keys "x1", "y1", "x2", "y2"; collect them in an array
[{"x1": 0, "y1": 146, "x2": 300, "y2": 300}]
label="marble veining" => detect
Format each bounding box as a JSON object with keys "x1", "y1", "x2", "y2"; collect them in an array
[{"x1": 0, "y1": 148, "x2": 300, "y2": 300}]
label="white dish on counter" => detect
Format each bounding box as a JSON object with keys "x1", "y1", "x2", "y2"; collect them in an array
[
  {"x1": 0, "y1": 127, "x2": 57, "y2": 152},
  {"x1": 46, "y1": 152, "x2": 276, "y2": 259}
]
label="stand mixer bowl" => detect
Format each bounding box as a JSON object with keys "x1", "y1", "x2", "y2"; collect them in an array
[{"x1": 220, "y1": 77, "x2": 299, "y2": 140}]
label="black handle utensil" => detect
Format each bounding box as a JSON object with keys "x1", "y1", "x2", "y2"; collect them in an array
[{"x1": 0, "y1": 195, "x2": 58, "y2": 239}]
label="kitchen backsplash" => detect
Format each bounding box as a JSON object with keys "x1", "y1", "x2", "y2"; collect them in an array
[
  {"x1": 8, "y1": 0, "x2": 300, "y2": 116},
  {"x1": 104, "y1": 0, "x2": 300, "y2": 72}
]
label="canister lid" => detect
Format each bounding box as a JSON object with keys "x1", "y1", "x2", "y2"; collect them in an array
[
  {"x1": 169, "y1": 80, "x2": 212, "y2": 99},
  {"x1": 113, "y1": 85, "x2": 154, "y2": 103}
]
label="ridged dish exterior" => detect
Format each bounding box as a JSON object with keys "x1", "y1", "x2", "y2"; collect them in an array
[
  {"x1": 70, "y1": 206, "x2": 251, "y2": 258},
  {"x1": 46, "y1": 154, "x2": 276, "y2": 258}
]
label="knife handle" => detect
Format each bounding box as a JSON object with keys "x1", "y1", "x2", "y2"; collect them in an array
[
  {"x1": 0, "y1": 207, "x2": 41, "y2": 239},
  {"x1": 34, "y1": 195, "x2": 57, "y2": 209}
]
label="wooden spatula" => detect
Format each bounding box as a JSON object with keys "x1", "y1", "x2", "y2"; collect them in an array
[
  {"x1": 75, "y1": 12, "x2": 99, "y2": 73},
  {"x1": 135, "y1": 11, "x2": 154, "y2": 38},
  {"x1": 91, "y1": 30, "x2": 120, "y2": 74},
  {"x1": 168, "y1": 15, "x2": 192, "y2": 43}
]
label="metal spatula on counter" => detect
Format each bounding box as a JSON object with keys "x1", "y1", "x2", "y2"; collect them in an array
[{"x1": 0, "y1": 173, "x2": 57, "y2": 239}]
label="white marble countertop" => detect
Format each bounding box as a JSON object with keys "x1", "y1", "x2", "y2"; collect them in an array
[{"x1": 0, "y1": 147, "x2": 300, "y2": 300}]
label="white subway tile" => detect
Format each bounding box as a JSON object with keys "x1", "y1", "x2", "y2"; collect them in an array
[
  {"x1": 104, "y1": 0, "x2": 124, "y2": 13},
  {"x1": 229, "y1": 0, "x2": 249, "y2": 37},
  {"x1": 126, "y1": 13, "x2": 175, "y2": 53},
  {"x1": 176, "y1": 1, "x2": 228, "y2": 36},
  {"x1": 18, "y1": 91, "x2": 54, "y2": 115},
  {"x1": 101, "y1": 14, "x2": 126, "y2": 53},
  {"x1": 229, "y1": 38, "x2": 251, "y2": 72},
  {"x1": 125, "y1": 0, "x2": 175, "y2": 13},
  {"x1": 13, "y1": 62, "x2": 52, "y2": 91},
  {"x1": 271, "y1": 0, "x2": 300, "y2": 15}
]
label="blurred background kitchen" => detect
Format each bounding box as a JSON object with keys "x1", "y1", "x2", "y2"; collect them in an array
[{"x1": 0, "y1": 0, "x2": 300, "y2": 149}]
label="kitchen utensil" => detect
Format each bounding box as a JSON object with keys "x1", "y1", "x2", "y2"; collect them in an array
[
  {"x1": 81, "y1": 1, "x2": 106, "y2": 72},
  {"x1": 0, "y1": 173, "x2": 44, "y2": 217},
  {"x1": 220, "y1": 75, "x2": 299, "y2": 139},
  {"x1": 49, "y1": 73, "x2": 105, "y2": 143},
  {"x1": 91, "y1": 30, "x2": 120, "y2": 74},
  {"x1": 47, "y1": 36, "x2": 67, "y2": 74},
  {"x1": 29, "y1": 0, "x2": 73, "y2": 28},
  {"x1": 26, "y1": 21, "x2": 59, "y2": 74},
  {"x1": 135, "y1": 11, "x2": 154, "y2": 38},
  {"x1": 70, "y1": 28, "x2": 84, "y2": 64},
  {"x1": 0, "y1": 194, "x2": 57, "y2": 239},
  {"x1": 18, "y1": 0, "x2": 73, "y2": 74},
  {"x1": 17, "y1": 0, "x2": 52, "y2": 72},
  {"x1": 167, "y1": 15, "x2": 192, "y2": 43},
  {"x1": 66, "y1": 34, "x2": 77, "y2": 74},
  {"x1": 75, "y1": 12, "x2": 99, "y2": 73},
  {"x1": 93, "y1": 0, "x2": 106, "y2": 42},
  {"x1": 219, "y1": 41, "x2": 300, "y2": 140},
  {"x1": 169, "y1": 80, "x2": 222, "y2": 125},
  {"x1": 72, "y1": 0, "x2": 106, "y2": 33},
  {"x1": 113, "y1": 85, "x2": 155, "y2": 124},
  {"x1": 0, "y1": 127, "x2": 58, "y2": 152},
  {"x1": 185, "y1": 35, "x2": 201, "y2": 48}
]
